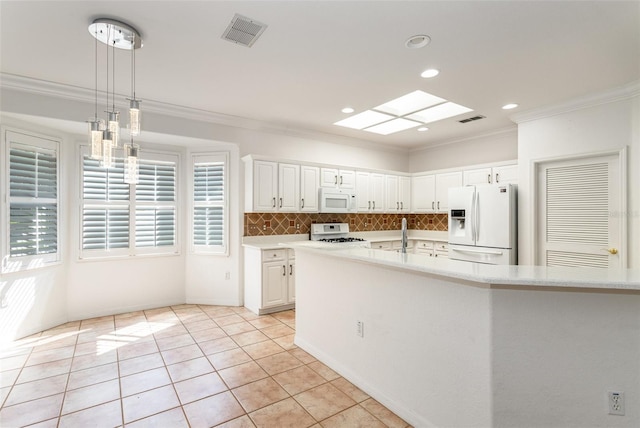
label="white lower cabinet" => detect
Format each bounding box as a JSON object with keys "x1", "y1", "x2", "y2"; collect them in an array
[
  {"x1": 413, "y1": 240, "x2": 448, "y2": 257},
  {"x1": 244, "y1": 247, "x2": 295, "y2": 315}
]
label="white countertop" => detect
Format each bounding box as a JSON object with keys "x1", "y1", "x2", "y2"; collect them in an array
[
  {"x1": 242, "y1": 231, "x2": 448, "y2": 249},
  {"x1": 289, "y1": 244, "x2": 640, "y2": 291}
]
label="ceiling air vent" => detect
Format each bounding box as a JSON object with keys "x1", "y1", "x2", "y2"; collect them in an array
[
  {"x1": 222, "y1": 14, "x2": 268, "y2": 47},
  {"x1": 459, "y1": 115, "x2": 486, "y2": 124}
]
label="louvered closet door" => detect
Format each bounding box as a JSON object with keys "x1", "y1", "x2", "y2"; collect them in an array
[{"x1": 537, "y1": 154, "x2": 623, "y2": 268}]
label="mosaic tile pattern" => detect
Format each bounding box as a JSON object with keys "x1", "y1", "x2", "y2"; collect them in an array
[{"x1": 244, "y1": 213, "x2": 448, "y2": 236}]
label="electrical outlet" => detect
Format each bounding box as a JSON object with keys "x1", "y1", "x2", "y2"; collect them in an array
[
  {"x1": 608, "y1": 391, "x2": 625, "y2": 416},
  {"x1": 356, "y1": 320, "x2": 364, "y2": 338}
]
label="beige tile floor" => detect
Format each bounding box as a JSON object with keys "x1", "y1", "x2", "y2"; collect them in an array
[{"x1": 0, "y1": 305, "x2": 411, "y2": 427}]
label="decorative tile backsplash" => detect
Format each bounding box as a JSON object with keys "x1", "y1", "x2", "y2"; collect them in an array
[{"x1": 244, "y1": 212, "x2": 448, "y2": 236}]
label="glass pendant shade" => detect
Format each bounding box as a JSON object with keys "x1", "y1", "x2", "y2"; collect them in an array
[
  {"x1": 88, "y1": 120, "x2": 103, "y2": 159},
  {"x1": 124, "y1": 143, "x2": 140, "y2": 184},
  {"x1": 108, "y1": 111, "x2": 120, "y2": 147},
  {"x1": 129, "y1": 99, "x2": 141, "y2": 136},
  {"x1": 102, "y1": 131, "x2": 114, "y2": 168}
]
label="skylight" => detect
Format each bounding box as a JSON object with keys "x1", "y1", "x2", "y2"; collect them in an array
[{"x1": 334, "y1": 90, "x2": 473, "y2": 135}]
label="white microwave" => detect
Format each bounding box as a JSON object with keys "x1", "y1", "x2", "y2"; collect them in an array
[{"x1": 318, "y1": 188, "x2": 357, "y2": 213}]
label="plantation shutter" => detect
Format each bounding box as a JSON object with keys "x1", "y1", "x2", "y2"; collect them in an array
[
  {"x1": 9, "y1": 144, "x2": 58, "y2": 257},
  {"x1": 81, "y1": 157, "x2": 130, "y2": 250},
  {"x1": 135, "y1": 160, "x2": 176, "y2": 248},
  {"x1": 193, "y1": 158, "x2": 226, "y2": 251}
]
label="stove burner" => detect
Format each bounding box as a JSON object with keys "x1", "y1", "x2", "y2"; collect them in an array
[{"x1": 319, "y1": 237, "x2": 366, "y2": 243}]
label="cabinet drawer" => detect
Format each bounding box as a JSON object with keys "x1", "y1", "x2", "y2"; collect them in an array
[
  {"x1": 263, "y1": 249, "x2": 286, "y2": 261},
  {"x1": 371, "y1": 241, "x2": 392, "y2": 250},
  {"x1": 414, "y1": 241, "x2": 434, "y2": 250},
  {"x1": 434, "y1": 242, "x2": 448, "y2": 252}
]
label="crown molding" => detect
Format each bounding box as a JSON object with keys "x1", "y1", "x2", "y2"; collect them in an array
[
  {"x1": 0, "y1": 73, "x2": 408, "y2": 155},
  {"x1": 510, "y1": 80, "x2": 640, "y2": 124}
]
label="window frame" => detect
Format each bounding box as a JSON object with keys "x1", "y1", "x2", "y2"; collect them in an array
[
  {"x1": 190, "y1": 152, "x2": 229, "y2": 256},
  {"x1": 1, "y1": 128, "x2": 61, "y2": 273},
  {"x1": 78, "y1": 145, "x2": 180, "y2": 260}
]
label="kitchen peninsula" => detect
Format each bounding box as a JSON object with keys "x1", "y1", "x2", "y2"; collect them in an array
[{"x1": 291, "y1": 245, "x2": 640, "y2": 428}]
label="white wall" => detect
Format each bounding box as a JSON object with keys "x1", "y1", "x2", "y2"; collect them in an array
[
  {"x1": 408, "y1": 127, "x2": 518, "y2": 172},
  {"x1": 516, "y1": 86, "x2": 640, "y2": 266}
]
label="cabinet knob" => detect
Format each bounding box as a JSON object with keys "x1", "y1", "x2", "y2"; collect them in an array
[
  {"x1": 282, "y1": 265, "x2": 286, "y2": 276},
  {"x1": 289, "y1": 264, "x2": 293, "y2": 275},
  {"x1": 301, "y1": 198, "x2": 304, "y2": 209},
  {"x1": 279, "y1": 197, "x2": 283, "y2": 208},
  {"x1": 607, "y1": 248, "x2": 619, "y2": 255},
  {"x1": 437, "y1": 201, "x2": 440, "y2": 210},
  {"x1": 272, "y1": 197, "x2": 276, "y2": 208},
  {"x1": 487, "y1": 173, "x2": 491, "y2": 184},
  {"x1": 432, "y1": 201, "x2": 435, "y2": 210},
  {"x1": 495, "y1": 173, "x2": 500, "y2": 183}
]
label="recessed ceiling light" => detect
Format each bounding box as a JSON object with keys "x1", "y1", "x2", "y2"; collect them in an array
[
  {"x1": 502, "y1": 103, "x2": 519, "y2": 110},
  {"x1": 334, "y1": 110, "x2": 394, "y2": 130},
  {"x1": 420, "y1": 69, "x2": 440, "y2": 78},
  {"x1": 364, "y1": 118, "x2": 422, "y2": 135},
  {"x1": 417, "y1": 127, "x2": 429, "y2": 132},
  {"x1": 374, "y1": 90, "x2": 446, "y2": 116},
  {"x1": 407, "y1": 102, "x2": 473, "y2": 124},
  {"x1": 341, "y1": 107, "x2": 355, "y2": 114},
  {"x1": 405, "y1": 34, "x2": 431, "y2": 49}
]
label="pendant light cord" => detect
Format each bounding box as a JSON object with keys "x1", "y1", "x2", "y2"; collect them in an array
[{"x1": 94, "y1": 29, "x2": 98, "y2": 121}]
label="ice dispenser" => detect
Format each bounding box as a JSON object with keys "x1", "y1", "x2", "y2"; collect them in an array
[{"x1": 449, "y1": 209, "x2": 467, "y2": 239}]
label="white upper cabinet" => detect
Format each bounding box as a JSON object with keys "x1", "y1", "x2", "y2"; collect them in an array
[
  {"x1": 492, "y1": 164, "x2": 518, "y2": 185},
  {"x1": 300, "y1": 165, "x2": 320, "y2": 212},
  {"x1": 245, "y1": 159, "x2": 302, "y2": 212},
  {"x1": 411, "y1": 172, "x2": 461, "y2": 213},
  {"x1": 250, "y1": 160, "x2": 279, "y2": 211},
  {"x1": 463, "y1": 163, "x2": 518, "y2": 186},
  {"x1": 385, "y1": 175, "x2": 411, "y2": 212},
  {"x1": 278, "y1": 163, "x2": 300, "y2": 212},
  {"x1": 412, "y1": 174, "x2": 436, "y2": 212},
  {"x1": 434, "y1": 171, "x2": 462, "y2": 213},
  {"x1": 356, "y1": 171, "x2": 385, "y2": 212},
  {"x1": 320, "y1": 168, "x2": 355, "y2": 190}
]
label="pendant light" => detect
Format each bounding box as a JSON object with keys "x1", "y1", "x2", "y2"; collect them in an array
[
  {"x1": 128, "y1": 37, "x2": 141, "y2": 136},
  {"x1": 88, "y1": 18, "x2": 143, "y2": 170},
  {"x1": 124, "y1": 140, "x2": 140, "y2": 184}
]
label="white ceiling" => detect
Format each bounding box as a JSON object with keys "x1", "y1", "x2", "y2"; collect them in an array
[{"x1": 1, "y1": 1, "x2": 639, "y2": 150}]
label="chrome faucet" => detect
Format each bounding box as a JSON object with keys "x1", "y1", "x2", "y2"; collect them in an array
[{"x1": 401, "y1": 217, "x2": 408, "y2": 254}]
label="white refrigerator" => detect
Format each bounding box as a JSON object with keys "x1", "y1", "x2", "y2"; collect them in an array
[{"x1": 448, "y1": 184, "x2": 517, "y2": 265}]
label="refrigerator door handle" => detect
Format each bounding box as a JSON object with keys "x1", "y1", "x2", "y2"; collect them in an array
[
  {"x1": 471, "y1": 191, "x2": 476, "y2": 242},
  {"x1": 452, "y1": 247, "x2": 504, "y2": 255},
  {"x1": 475, "y1": 193, "x2": 480, "y2": 242}
]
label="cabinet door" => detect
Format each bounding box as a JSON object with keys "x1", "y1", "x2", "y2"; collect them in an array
[
  {"x1": 300, "y1": 165, "x2": 319, "y2": 212},
  {"x1": 338, "y1": 170, "x2": 356, "y2": 190},
  {"x1": 370, "y1": 173, "x2": 385, "y2": 212},
  {"x1": 355, "y1": 172, "x2": 371, "y2": 212},
  {"x1": 385, "y1": 175, "x2": 399, "y2": 212},
  {"x1": 435, "y1": 171, "x2": 462, "y2": 213},
  {"x1": 320, "y1": 167, "x2": 339, "y2": 187},
  {"x1": 493, "y1": 164, "x2": 518, "y2": 185},
  {"x1": 253, "y1": 161, "x2": 278, "y2": 211},
  {"x1": 287, "y1": 259, "x2": 295, "y2": 304},
  {"x1": 411, "y1": 175, "x2": 436, "y2": 212},
  {"x1": 399, "y1": 176, "x2": 411, "y2": 212},
  {"x1": 262, "y1": 261, "x2": 287, "y2": 308},
  {"x1": 278, "y1": 163, "x2": 300, "y2": 212},
  {"x1": 463, "y1": 167, "x2": 493, "y2": 186}
]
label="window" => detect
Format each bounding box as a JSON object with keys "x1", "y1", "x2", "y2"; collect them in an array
[
  {"x1": 2, "y1": 130, "x2": 60, "y2": 273},
  {"x1": 192, "y1": 153, "x2": 228, "y2": 254},
  {"x1": 80, "y1": 148, "x2": 178, "y2": 259}
]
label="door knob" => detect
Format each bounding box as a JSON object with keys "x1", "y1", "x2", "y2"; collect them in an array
[{"x1": 607, "y1": 248, "x2": 618, "y2": 255}]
